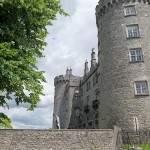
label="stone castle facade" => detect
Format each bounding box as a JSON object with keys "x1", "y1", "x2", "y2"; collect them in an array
[{"x1": 53, "y1": 0, "x2": 150, "y2": 132}]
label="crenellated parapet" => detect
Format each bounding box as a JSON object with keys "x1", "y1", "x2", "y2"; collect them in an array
[
  {"x1": 54, "y1": 75, "x2": 69, "y2": 86},
  {"x1": 54, "y1": 75, "x2": 82, "y2": 86},
  {"x1": 96, "y1": 0, "x2": 150, "y2": 19}
]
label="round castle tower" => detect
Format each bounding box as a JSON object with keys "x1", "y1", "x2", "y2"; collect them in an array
[
  {"x1": 52, "y1": 70, "x2": 69, "y2": 129},
  {"x1": 53, "y1": 68, "x2": 82, "y2": 129},
  {"x1": 96, "y1": 0, "x2": 150, "y2": 131}
]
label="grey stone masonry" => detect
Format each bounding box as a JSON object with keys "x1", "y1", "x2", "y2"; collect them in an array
[
  {"x1": 0, "y1": 127, "x2": 121, "y2": 150},
  {"x1": 53, "y1": 69, "x2": 82, "y2": 129},
  {"x1": 96, "y1": 0, "x2": 150, "y2": 131}
]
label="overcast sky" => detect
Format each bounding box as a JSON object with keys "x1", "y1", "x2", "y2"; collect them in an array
[{"x1": 0, "y1": 0, "x2": 99, "y2": 129}]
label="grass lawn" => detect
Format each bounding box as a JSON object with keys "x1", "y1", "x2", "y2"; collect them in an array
[{"x1": 123, "y1": 144, "x2": 150, "y2": 150}]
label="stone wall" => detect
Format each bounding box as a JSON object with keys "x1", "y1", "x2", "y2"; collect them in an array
[
  {"x1": 0, "y1": 127, "x2": 121, "y2": 150},
  {"x1": 121, "y1": 130, "x2": 150, "y2": 144},
  {"x1": 96, "y1": 0, "x2": 150, "y2": 131}
]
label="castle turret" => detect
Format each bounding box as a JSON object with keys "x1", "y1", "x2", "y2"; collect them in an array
[
  {"x1": 69, "y1": 67, "x2": 72, "y2": 76},
  {"x1": 53, "y1": 69, "x2": 82, "y2": 129},
  {"x1": 96, "y1": 0, "x2": 150, "y2": 131},
  {"x1": 91, "y1": 48, "x2": 96, "y2": 68},
  {"x1": 65, "y1": 67, "x2": 69, "y2": 77},
  {"x1": 84, "y1": 60, "x2": 89, "y2": 75},
  {"x1": 53, "y1": 75, "x2": 69, "y2": 129}
]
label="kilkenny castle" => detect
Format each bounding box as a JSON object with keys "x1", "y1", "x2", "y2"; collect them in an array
[
  {"x1": 1, "y1": 1, "x2": 150, "y2": 150},
  {"x1": 53, "y1": 0, "x2": 150, "y2": 132}
]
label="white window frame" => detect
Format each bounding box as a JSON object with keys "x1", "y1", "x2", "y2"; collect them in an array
[
  {"x1": 126, "y1": 25, "x2": 140, "y2": 38},
  {"x1": 134, "y1": 81, "x2": 149, "y2": 95},
  {"x1": 124, "y1": 5, "x2": 136, "y2": 16},
  {"x1": 129, "y1": 48, "x2": 143, "y2": 62}
]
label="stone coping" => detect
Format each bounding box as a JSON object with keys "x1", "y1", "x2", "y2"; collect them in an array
[{"x1": 0, "y1": 129, "x2": 113, "y2": 131}]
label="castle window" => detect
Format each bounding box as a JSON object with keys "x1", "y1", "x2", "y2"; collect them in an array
[
  {"x1": 87, "y1": 81, "x2": 91, "y2": 91},
  {"x1": 75, "y1": 108, "x2": 80, "y2": 117},
  {"x1": 86, "y1": 82, "x2": 88, "y2": 91},
  {"x1": 93, "y1": 73, "x2": 98, "y2": 86},
  {"x1": 135, "y1": 81, "x2": 149, "y2": 95},
  {"x1": 89, "y1": 81, "x2": 91, "y2": 89},
  {"x1": 80, "y1": 88, "x2": 83, "y2": 96},
  {"x1": 75, "y1": 89, "x2": 79, "y2": 97},
  {"x1": 124, "y1": 6, "x2": 136, "y2": 16},
  {"x1": 84, "y1": 96, "x2": 90, "y2": 114},
  {"x1": 86, "y1": 96, "x2": 89, "y2": 105},
  {"x1": 88, "y1": 121, "x2": 92, "y2": 127},
  {"x1": 129, "y1": 49, "x2": 143, "y2": 62},
  {"x1": 75, "y1": 89, "x2": 79, "y2": 94},
  {"x1": 126, "y1": 25, "x2": 140, "y2": 38}
]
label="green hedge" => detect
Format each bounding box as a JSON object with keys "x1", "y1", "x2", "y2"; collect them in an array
[{"x1": 123, "y1": 144, "x2": 150, "y2": 150}]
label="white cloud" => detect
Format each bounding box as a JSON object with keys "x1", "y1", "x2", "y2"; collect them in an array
[
  {"x1": 0, "y1": 106, "x2": 53, "y2": 129},
  {"x1": 0, "y1": 0, "x2": 99, "y2": 129}
]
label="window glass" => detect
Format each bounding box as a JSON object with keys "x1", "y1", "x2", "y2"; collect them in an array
[
  {"x1": 129, "y1": 49, "x2": 143, "y2": 62},
  {"x1": 127, "y1": 25, "x2": 140, "y2": 38},
  {"x1": 135, "y1": 81, "x2": 148, "y2": 95},
  {"x1": 124, "y1": 6, "x2": 136, "y2": 16}
]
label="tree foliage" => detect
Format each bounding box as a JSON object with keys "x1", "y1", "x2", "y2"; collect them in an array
[
  {"x1": 0, "y1": 112, "x2": 13, "y2": 129},
  {"x1": 0, "y1": 0, "x2": 67, "y2": 110}
]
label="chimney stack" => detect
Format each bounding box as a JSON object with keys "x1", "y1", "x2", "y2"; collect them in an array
[
  {"x1": 84, "y1": 60, "x2": 89, "y2": 75},
  {"x1": 69, "y1": 67, "x2": 72, "y2": 76},
  {"x1": 91, "y1": 48, "x2": 96, "y2": 68},
  {"x1": 66, "y1": 67, "x2": 69, "y2": 77}
]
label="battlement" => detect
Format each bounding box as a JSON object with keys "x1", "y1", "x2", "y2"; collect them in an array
[
  {"x1": 69, "y1": 76, "x2": 82, "y2": 87},
  {"x1": 54, "y1": 68, "x2": 82, "y2": 87},
  {"x1": 54, "y1": 75, "x2": 82, "y2": 86},
  {"x1": 54, "y1": 75, "x2": 69, "y2": 86},
  {"x1": 96, "y1": 0, "x2": 150, "y2": 18}
]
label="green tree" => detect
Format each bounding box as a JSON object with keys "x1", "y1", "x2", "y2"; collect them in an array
[
  {"x1": 0, "y1": 113, "x2": 13, "y2": 129},
  {"x1": 0, "y1": 0, "x2": 67, "y2": 110}
]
